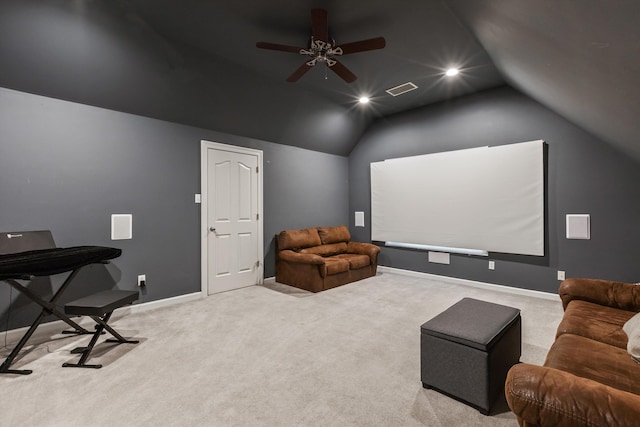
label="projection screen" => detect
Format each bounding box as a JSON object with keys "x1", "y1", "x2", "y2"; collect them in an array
[{"x1": 370, "y1": 140, "x2": 544, "y2": 256}]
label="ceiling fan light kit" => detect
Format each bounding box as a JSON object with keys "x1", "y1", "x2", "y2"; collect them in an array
[{"x1": 256, "y1": 9, "x2": 386, "y2": 83}]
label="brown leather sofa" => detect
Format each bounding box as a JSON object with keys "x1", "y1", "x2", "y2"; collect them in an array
[
  {"x1": 275, "y1": 225, "x2": 380, "y2": 293},
  {"x1": 505, "y1": 278, "x2": 640, "y2": 427}
]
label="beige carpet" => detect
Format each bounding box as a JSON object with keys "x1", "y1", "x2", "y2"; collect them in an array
[{"x1": 0, "y1": 271, "x2": 563, "y2": 426}]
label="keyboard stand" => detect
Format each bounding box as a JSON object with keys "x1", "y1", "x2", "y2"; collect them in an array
[{"x1": 1, "y1": 269, "x2": 91, "y2": 375}]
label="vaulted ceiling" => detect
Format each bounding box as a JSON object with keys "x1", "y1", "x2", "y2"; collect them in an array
[{"x1": 1, "y1": 0, "x2": 638, "y2": 160}]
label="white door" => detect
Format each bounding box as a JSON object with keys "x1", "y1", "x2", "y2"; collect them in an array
[{"x1": 203, "y1": 144, "x2": 262, "y2": 294}]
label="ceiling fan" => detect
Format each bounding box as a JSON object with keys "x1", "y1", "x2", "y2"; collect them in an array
[{"x1": 256, "y1": 9, "x2": 386, "y2": 83}]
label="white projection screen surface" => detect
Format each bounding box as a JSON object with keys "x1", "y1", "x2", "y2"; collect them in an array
[{"x1": 370, "y1": 140, "x2": 544, "y2": 256}]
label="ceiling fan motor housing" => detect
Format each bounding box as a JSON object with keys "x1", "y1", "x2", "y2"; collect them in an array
[{"x1": 301, "y1": 39, "x2": 342, "y2": 66}]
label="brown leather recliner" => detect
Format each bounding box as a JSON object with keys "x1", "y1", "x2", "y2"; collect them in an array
[
  {"x1": 505, "y1": 278, "x2": 640, "y2": 426},
  {"x1": 275, "y1": 225, "x2": 380, "y2": 293}
]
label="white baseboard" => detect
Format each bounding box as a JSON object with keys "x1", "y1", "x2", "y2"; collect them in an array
[
  {"x1": 2, "y1": 292, "x2": 202, "y2": 348},
  {"x1": 116, "y1": 291, "x2": 202, "y2": 316},
  {"x1": 377, "y1": 266, "x2": 558, "y2": 301}
]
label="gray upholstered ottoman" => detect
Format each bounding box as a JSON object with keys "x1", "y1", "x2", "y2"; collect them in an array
[{"x1": 420, "y1": 297, "x2": 521, "y2": 415}]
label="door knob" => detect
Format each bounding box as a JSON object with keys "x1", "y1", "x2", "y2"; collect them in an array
[{"x1": 209, "y1": 227, "x2": 217, "y2": 234}]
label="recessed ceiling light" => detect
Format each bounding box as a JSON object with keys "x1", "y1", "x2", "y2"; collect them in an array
[
  {"x1": 358, "y1": 96, "x2": 370, "y2": 104},
  {"x1": 445, "y1": 68, "x2": 459, "y2": 77}
]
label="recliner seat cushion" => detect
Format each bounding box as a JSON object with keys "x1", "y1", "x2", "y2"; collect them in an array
[
  {"x1": 556, "y1": 300, "x2": 633, "y2": 349},
  {"x1": 323, "y1": 258, "x2": 350, "y2": 275},
  {"x1": 299, "y1": 243, "x2": 347, "y2": 257},
  {"x1": 318, "y1": 225, "x2": 350, "y2": 245},
  {"x1": 334, "y1": 253, "x2": 370, "y2": 269},
  {"x1": 277, "y1": 228, "x2": 322, "y2": 251},
  {"x1": 544, "y1": 333, "x2": 640, "y2": 395}
]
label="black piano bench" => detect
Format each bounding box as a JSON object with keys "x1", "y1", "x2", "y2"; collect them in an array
[{"x1": 62, "y1": 290, "x2": 139, "y2": 369}]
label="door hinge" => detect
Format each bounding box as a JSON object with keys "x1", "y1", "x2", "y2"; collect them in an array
[
  {"x1": 256, "y1": 213, "x2": 259, "y2": 220},
  {"x1": 256, "y1": 166, "x2": 259, "y2": 173}
]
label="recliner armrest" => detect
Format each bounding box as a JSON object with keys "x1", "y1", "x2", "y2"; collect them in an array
[
  {"x1": 506, "y1": 363, "x2": 640, "y2": 427},
  {"x1": 278, "y1": 250, "x2": 325, "y2": 265},
  {"x1": 346, "y1": 242, "x2": 380, "y2": 259},
  {"x1": 559, "y1": 278, "x2": 640, "y2": 311}
]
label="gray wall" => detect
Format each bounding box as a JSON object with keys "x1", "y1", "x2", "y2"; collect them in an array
[
  {"x1": 0, "y1": 87, "x2": 348, "y2": 330},
  {"x1": 349, "y1": 86, "x2": 640, "y2": 293}
]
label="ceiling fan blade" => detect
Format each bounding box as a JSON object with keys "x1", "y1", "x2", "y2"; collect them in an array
[
  {"x1": 256, "y1": 42, "x2": 303, "y2": 53},
  {"x1": 335, "y1": 37, "x2": 386, "y2": 55},
  {"x1": 329, "y1": 60, "x2": 357, "y2": 83},
  {"x1": 287, "y1": 62, "x2": 314, "y2": 82},
  {"x1": 311, "y1": 9, "x2": 328, "y2": 42}
]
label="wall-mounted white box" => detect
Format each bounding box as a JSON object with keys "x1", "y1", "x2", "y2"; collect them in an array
[
  {"x1": 355, "y1": 211, "x2": 365, "y2": 227},
  {"x1": 566, "y1": 214, "x2": 590, "y2": 239},
  {"x1": 111, "y1": 214, "x2": 132, "y2": 240},
  {"x1": 428, "y1": 251, "x2": 450, "y2": 265}
]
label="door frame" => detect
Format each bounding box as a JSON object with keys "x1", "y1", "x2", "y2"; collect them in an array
[{"x1": 200, "y1": 140, "x2": 264, "y2": 296}]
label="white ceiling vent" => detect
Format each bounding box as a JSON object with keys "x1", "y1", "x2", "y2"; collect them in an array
[{"x1": 386, "y1": 82, "x2": 418, "y2": 97}]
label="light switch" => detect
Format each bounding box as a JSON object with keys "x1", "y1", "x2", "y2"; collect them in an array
[
  {"x1": 355, "y1": 211, "x2": 365, "y2": 227},
  {"x1": 195, "y1": 194, "x2": 201, "y2": 204}
]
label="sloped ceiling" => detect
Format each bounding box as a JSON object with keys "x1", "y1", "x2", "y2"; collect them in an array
[
  {"x1": 0, "y1": 0, "x2": 638, "y2": 160},
  {"x1": 448, "y1": 0, "x2": 640, "y2": 162}
]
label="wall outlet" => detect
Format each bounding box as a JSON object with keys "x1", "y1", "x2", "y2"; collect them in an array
[
  {"x1": 557, "y1": 270, "x2": 565, "y2": 281},
  {"x1": 137, "y1": 274, "x2": 146, "y2": 287},
  {"x1": 488, "y1": 260, "x2": 495, "y2": 270}
]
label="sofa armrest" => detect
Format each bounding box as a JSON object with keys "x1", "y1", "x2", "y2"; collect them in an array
[
  {"x1": 278, "y1": 250, "x2": 325, "y2": 265},
  {"x1": 506, "y1": 363, "x2": 640, "y2": 427},
  {"x1": 346, "y1": 242, "x2": 381, "y2": 258},
  {"x1": 559, "y1": 278, "x2": 640, "y2": 311}
]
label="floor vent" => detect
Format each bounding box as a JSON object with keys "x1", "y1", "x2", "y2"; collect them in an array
[{"x1": 386, "y1": 82, "x2": 418, "y2": 96}]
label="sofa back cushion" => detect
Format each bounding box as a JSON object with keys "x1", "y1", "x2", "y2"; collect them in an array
[
  {"x1": 278, "y1": 228, "x2": 322, "y2": 251},
  {"x1": 299, "y1": 242, "x2": 347, "y2": 257},
  {"x1": 318, "y1": 225, "x2": 351, "y2": 245}
]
